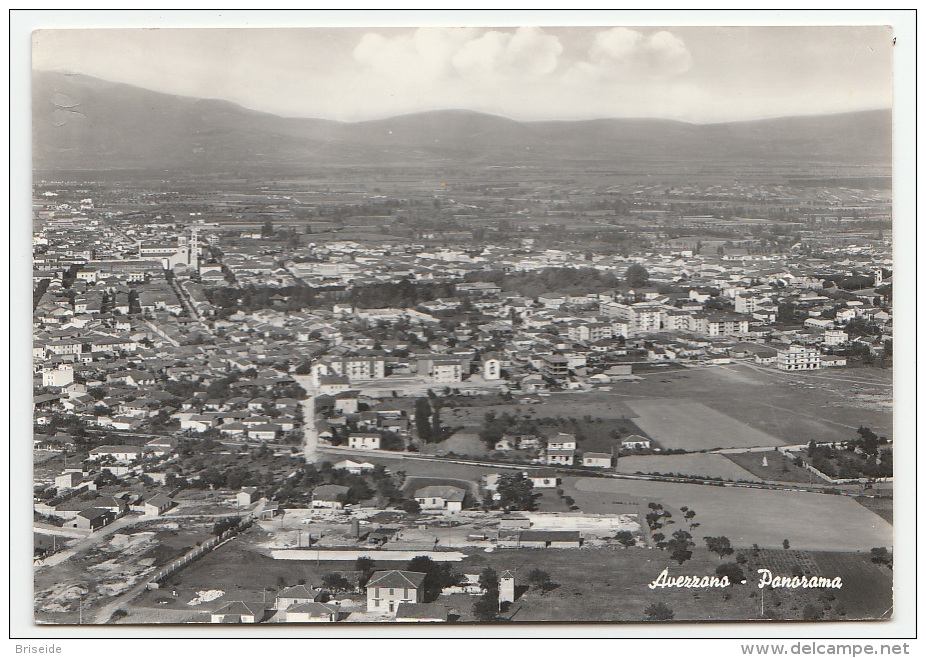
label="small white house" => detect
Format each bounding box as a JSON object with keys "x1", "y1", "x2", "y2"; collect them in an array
[
  {"x1": 348, "y1": 433, "x2": 381, "y2": 450},
  {"x1": 526, "y1": 469, "x2": 558, "y2": 488},
  {"x1": 414, "y1": 485, "x2": 466, "y2": 513},
  {"x1": 582, "y1": 452, "x2": 612, "y2": 468},
  {"x1": 236, "y1": 487, "x2": 258, "y2": 507},
  {"x1": 333, "y1": 459, "x2": 375, "y2": 474}
]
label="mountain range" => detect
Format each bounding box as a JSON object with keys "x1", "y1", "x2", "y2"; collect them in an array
[{"x1": 32, "y1": 71, "x2": 892, "y2": 174}]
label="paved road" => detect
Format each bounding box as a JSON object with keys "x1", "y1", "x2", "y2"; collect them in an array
[
  {"x1": 294, "y1": 375, "x2": 318, "y2": 464},
  {"x1": 318, "y1": 446, "x2": 877, "y2": 497},
  {"x1": 34, "y1": 523, "x2": 89, "y2": 538}
]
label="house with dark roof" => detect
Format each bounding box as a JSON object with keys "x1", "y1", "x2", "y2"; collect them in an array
[
  {"x1": 74, "y1": 507, "x2": 115, "y2": 532},
  {"x1": 236, "y1": 487, "x2": 259, "y2": 507},
  {"x1": 413, "y1": 485, "x2": 466, "y2": 513},
  {"x1": 275, "y1": 584, "x2": 321, "y2": 611},
  {"x1": 312, "y1": 484, "x2": 350, "y2": 509},
  {"x1": 517, "y1": 530, "x2": 583, "y2": 549},
  {"x1": 621, "y1": 434, "x2": 652, "y2": 450},
  {"x1": 143, "y1": 493, "x2": 174, "y2": 516},
  {"x1": 525, "y1": 468, "x2": 558, "y2": 489},
  {"x1": 395, "y1": 602, "x2": 449, "y2": 622},
  {"x1": 365, "y1": 570, "x2": 426, "y2": 614}
]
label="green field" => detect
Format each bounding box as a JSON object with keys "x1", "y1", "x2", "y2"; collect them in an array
[{"x1": 564, "y1": 477, "x2": 893, "y2": 551}]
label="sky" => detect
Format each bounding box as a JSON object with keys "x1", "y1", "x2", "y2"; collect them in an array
[{"x1": 32, "y1": 25, "x2": 893, "y2": 123}]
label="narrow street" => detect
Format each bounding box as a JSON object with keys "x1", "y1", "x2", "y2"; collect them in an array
[{"x1": 294, "y1": 374, "x2": 318, "y2": 464}]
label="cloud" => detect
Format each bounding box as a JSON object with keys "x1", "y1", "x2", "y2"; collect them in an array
[
  {"x1": 568, "y1": 27, "x2": 693, "y2": 83},
  {"x1": 353, "y1": 26, "x2": 563, "y2": 84},
  {"x1": 452, "y1": 27, "x2": 563, "y2": 80}
]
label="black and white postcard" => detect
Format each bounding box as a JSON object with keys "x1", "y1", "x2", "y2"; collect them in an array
[{"x1": 19, "y1": 12, "x2": 914, "y2": 638}]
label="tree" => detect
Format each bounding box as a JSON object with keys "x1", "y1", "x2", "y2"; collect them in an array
[
  {"x1": 356, "y1": 557, "x2": 376, "y2": 588},
  {"x1": 614, "y1": 530, "x2": 636, "y2": 547},
  {"x1": 683, "y1": 508, "x2": 697, "y2": 525},
  {"x1": 401, "y1": 499, "x2": 422, "y2": 515},
  {"x1": 212, "y1": 516, "x2": 240, "y2": 536},
  {"x1": 495, "y1": 472, "x2": 536, "y2": 511},
  {"x1": 479, "y1": 567, "x2": 499, "y2": 594},
  {"x1": 704, "y1": 536, "x2": 734, "y2": 560},
  {"x1": 414, "y1": 397, "x2": 433, "y2": 443},
  {"x1": 666, "y1": 529, "x2": 694, "y2": 565},
  {"x1": 261, "y1": 218, "x2": 274, "y2": 237},
  {"x1": 802, "y1": 604, "x2": 823, "y2": 621},
  {"x1": 870, "y1": 547, "x2": 892, "y2": 568},
  {"x1": 716, "y1": 562, "x2": 745, "y2": 583},
  {"x1": 625, "y1": 263, "x2": 649, "y2": 288},
  {"x1": 527, "y1": 569, "x2": 556, "y2": 596},
  {"x1": 321, "y1": 572, "x2": 351, "y2": 592},
  {"x1": 643, "y1": 602, "x2": 674, "y2": 621},
  {"x1": 473, "y1": 591, "x2": 500, "y2": 622},
  {"x1": 407, "y1": 556, "x2": 461, "y2": 602},
  {"x1": 782, "y1": 539, "x2": 791, "y2": 550}
]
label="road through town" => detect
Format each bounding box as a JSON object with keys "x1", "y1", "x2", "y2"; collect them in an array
[{"x1": 294, "y1": 375, "x2": 318, "y2": 464}]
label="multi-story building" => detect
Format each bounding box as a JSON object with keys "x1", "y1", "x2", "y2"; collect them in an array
[
  {"x1": 601, "y1": 302, "x2": 667, "y2": 335},
  {"x1": 567, "y1": 321, "x2": 612, "y2": 343},
  {"x1": 321, "y1": 357, "x2": 386, "y2": 382},
  {"x1": 776, "y1": 345, "x2": 821, "y2": 371},
  {"x1": 734, "y1": 294, "x2": 759, "y2": 314},
  {"x1": 691, "y1": 313, "x2": 750, "y2": 337},
  {"x1": 540, "y1": 354, "x2": 570, "y2": 380},
  {"x1": 347, "y1": 432, "x2": 382, "y2": 450},
  {"x1": 42, "y1": 364, "x2": 74, "y2": 388},
  {"x1": 428, "y1": 359, "x2": 462, "y2": 383},
  {"x1": 824, "y1": 329, "x2": 849, "y2": 346},
  {"x1": 482, "y1": 353, "x2": 502, "y2": 380},
  {"x1": 366, "y1": 571, "x2": 426, "y2": 614}
]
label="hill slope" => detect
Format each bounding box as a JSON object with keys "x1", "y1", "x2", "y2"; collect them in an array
[{"x1": 32, "y1": 71, "x2": 892, "y2": 173}]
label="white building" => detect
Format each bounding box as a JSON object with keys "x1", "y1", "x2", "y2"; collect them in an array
[
  {"x1": 482, "y1": 354, "x2": 502, "y2": 380},
  {"x1": 348, "y1": 433, "x2": 381, "y2": 450},
  {"x1": 824, "y1": 329, "x2": 849, "y2": 346},
  {"x1": 42, "y1": 364, "x2": 74, "y2": 388},
  {"x1": 776, "y1": 345, "x2": 821, "y2": 371}
]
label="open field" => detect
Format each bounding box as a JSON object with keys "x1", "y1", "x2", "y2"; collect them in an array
[
  {"x1": 724, "y1": 451, "x2": 830, "y2": 485},
  {"x1": 565, "y1": 477, "x2": 893, "y2": 551},
  {"x1": 457, "y1": 547, "x2": 892, "y2": 623},
  {"x1": 440, "y1": 402, "x2": 649, "y2": 455},
  {"x1": 124, "y1": 525, "x2": 892, "y2": 623},
  {"x1": 853, "y1": 496, "x2": 893, "y2": 525},
  {"x1": 34, "y1": 518, "x2": 216, "y2": 624},
  {"x1": 625, "y1": 398, "x2": 785, "y2": 451},
  {"x1": 445, "y1": 397, "x2": 638, "y2": 424},
  {"x1": 614, "y1": 453, "x2": 762, "y2": 481},
  {"x1": 318, "y1": 451, "x2": 502, "y2": 483},
  {"x1": 130, "y1": 527, "x2": 384, "y2": 619},
  {"x1": 435, "y1": 362, "x2": 891, "y2": 454},
  {"x1": 606, "y1": 364, "x2": 892, "y2": 443},
  {"x1": 402, "y1": 476, "x2": 480, "y2": 497}
]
